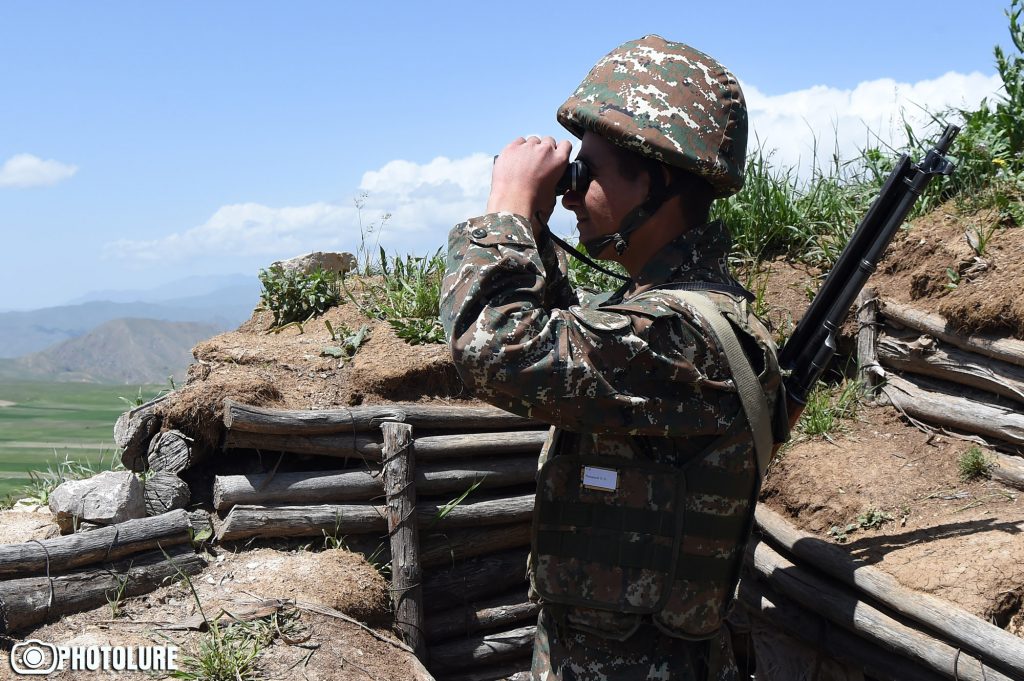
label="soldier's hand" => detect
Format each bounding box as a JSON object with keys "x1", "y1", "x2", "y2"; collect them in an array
[{"x1": 487, "y1": 136, "x2": 572, "y2": 237}]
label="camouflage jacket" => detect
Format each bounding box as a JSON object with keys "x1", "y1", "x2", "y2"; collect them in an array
[{"x1": 441, "y1": 212, "x2": 786, "y2": 640}]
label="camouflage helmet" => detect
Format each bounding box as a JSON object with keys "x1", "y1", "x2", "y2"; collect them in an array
[{"x1": 557, "y1": 35, "x2": 748, "y2": 197}]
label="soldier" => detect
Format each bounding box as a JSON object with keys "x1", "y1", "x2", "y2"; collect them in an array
[{"x1": 441, "y1": 35, "x2": 789, "y2": 680}]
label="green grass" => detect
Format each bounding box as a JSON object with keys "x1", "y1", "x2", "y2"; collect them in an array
[
  {"x1": 797, "y1": 378, "x2": 864, "y2": 438},
  {"x1": 0, "y1": 381, "x2": 163, "y2": 500},
  {"x1": 345, "y1": 249, "x2": 446, "y2": 344},
  {"x1": 957, "y1": 445, "x2": 993, "y2": 480}
]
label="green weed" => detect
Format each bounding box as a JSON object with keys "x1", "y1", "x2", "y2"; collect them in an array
[
  {"x1": 432, "y1": 479, "x2": 484, "y2": 527},
  {"x1": 162, "y1": 549, "x2": 305, "y2": 681},
  {"x1": 857, "y1": 508, "x2": 893, "y2": 530},
  {"x1": 828, "y1": 508, "x2": 893, "y2": 542},
  {"x1": 347, "y1": 249, "x2": 446, "y2": 345},
  {"x1": 958, "y1": 445, "x2": 993, "y2": 480},
  {"x1": 320, "y1": 323, "x2": 370, "y2": 364},
  {"x1": 106, "y1": 571, "x2": 131, "y2": 619},
  {"x1": 258, "y1": 266, "x2": 340, "y2": 329},
  {"x1": 797, "y1": 379, "x2": 864, "y2": 437},
  {"x1": 18, "y1": 451, "x2": 121, "y2": 506},
  {"x1": 945, "y1": 267, "x2": 961, "y2": 290},
  {"x1": 172, "y1": 622, "x2": 262, "y2": 681}
]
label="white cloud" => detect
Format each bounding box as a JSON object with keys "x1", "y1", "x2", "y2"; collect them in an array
[
  {"x1": 0, "y1": 153, "x2": 78, "y2": 188},
  {"x1": 105, "y1": 72, "x2": 1004, "y2": 263},
  {"x1": 744, "y1": 71, "x2": 1003, "y2": 176},
  {"x1": 105, "y1": 153, "x2": 495, "y2": 262}
]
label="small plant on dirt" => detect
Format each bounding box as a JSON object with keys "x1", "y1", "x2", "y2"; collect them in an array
[
  {"x1": 958, "y1": 445, "x2": 994, "y2": 481},
  {"x1": 162, "y1": 550, "x2": 290, "y2": 681},
  {"x1": 827, "y1": 522, "x2": 858, "y2": 543},
  {"x1": 944, "y1": 266, "x2": 961, "y2": 290},
  {"x1": 320, "y1": 322, "x2": 370, "y2": 364},
  {"x1": 856, "y1": 508, "x2": 893, "y2": 530},
  {"x1": 106, "y1": 571, "x2": 131, "y2": 618},
  {"x1": 734, "y1": 259, "x2": 773, "y2": 318},
  {"x1": 797, "y1": 378, "x2": 863, "y2": 438},
  {"x1": 172, "y1": 622, "x2": 263, "y2": 681},
  {"x1": 347, "y1": 249, "x2": 446, "y2": 345},
  {"x1": 258, "y1": 265, "x2": 341, "y2": 329},
  {"x1": 320, "y1": 512, "x2": 348, "y2": 550},
  {"x1": 965, "y1": 220, "x2": 1002, "y2": 257},
  {"x1": 828, "y1": 508, "x2": 893, "y2": 543}
]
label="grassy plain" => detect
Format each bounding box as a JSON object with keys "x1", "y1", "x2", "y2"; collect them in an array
[{"x1": 0, "y1": 381, "x2": 162, "y2": 500}]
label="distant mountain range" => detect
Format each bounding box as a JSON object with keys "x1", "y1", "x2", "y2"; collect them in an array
[
  {"x1": 0, "y1": 274, "x2": 261, "y2": 384},
  {"x1": 0, "y1": 275, "x2": 260, "y2": 359},
  {"x1": 0, "y1": 318, "x2": 224, "y2": 384}
]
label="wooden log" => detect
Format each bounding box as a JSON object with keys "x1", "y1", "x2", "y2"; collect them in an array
[
  {"x1": 736, "y1": 575, "x2": 944, "y2": 681},
  {"x1": 188, "y1": 509, "x2": 214, "y2": 540},
  {"x1": 223, "y1": 398, "x2": 537, "y2": 434},
  {"x1": 428, "y1": 625, "x2": 536, "y2": 676},
  {"x1": 420, "y1": 524, "x2": 531, "y2": 570},
  {"x1": 991, "y1": 451, "x2": 1024, "y2": 491},
  {"x1": 222, "y1": 429, "x2": 547, "y2": 460},
  {"x1": 877, "y1": 331, "x2": 1024, "y2": 405},
  {"x1": 212, "y1": 456, "x2": 537, "y2": 510},
  {"x1": 144, "y1": 471, "x2": 191, "y2": 515},
  {"x1": 749, "y1": 538, "x2": 1013, "y2": 681},
  {"x1": 442, "y1": 657, "x2": 532, "y2": 681},
  {"x1": 0, "y1": 509, "x2": 192, "y2": 579},
  {"x1": 754, "y1": 505, "x2": 1024, "y2": 677},
  {"x1": 425, "y1": 589, "x2": 538, "y2": 643},
  {"x1": 214, "y1": 469, "x2": 384, "y2": 510},
  {"x1": 216, "y1": 495, "x2": 535, "y2": 541},
  {"x1": 147, "y1": 430, "x2": 197, "y2": 473},
  {"x1": 881, "y1": 299, "x2": 1024, "y2": 368},
  {"x1": 881, "y1": 374, "x2": 1024, "y2": 448},
  {"x1": 0, "y1": 543, "x2": 204, "y2": 635},
  {"x1": 856, "y1": 288, "x2": 882, "y2": 390},
  {"x1": 422, "y1": 550, "x2": 529, "y2": 606},
  {"x1": 383, "y1": 422, "x2": 425, "y2": 662},
  {"x1": 115, "y1": 394, "x2": 169, "y2": 472}
]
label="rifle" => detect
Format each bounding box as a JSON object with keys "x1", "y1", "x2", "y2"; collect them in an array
[{"x1": 777, "y1": 123, "x2": 960, "y2": 431}]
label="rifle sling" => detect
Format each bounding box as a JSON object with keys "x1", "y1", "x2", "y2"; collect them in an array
[{"x1": 660, "y1": 290, "x2": 773, "y2": 478}]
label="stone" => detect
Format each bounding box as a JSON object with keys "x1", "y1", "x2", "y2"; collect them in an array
[
  {"x1": 143, "y1": 471, "x2": 191, "y2": 516},
  {"x1": 271, "y1": 251, "x2": 356, "y2": 277},
  {"x1": 48, "y1": 471, "x2": 146, "y2": 534},
  {"x1": 11, "y1": 499, "x2": 47, "y2": 513}
]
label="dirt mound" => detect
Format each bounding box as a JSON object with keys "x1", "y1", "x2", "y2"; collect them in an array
[
  {"x1": 874, "y1": 203, "x2": 1024, "y2": 339},
  {"x1": 156, "y1": 293, "x2": 473, "y2": 446},
  {"x1": 761, "y1": 405, "x2": 1024, "y2": 629},
  {"x1": 0, "y1": 545, "x2": 413, "y2": 681}
]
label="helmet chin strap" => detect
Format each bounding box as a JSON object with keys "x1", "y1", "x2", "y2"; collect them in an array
[{"x1": 579, "y1": 163, "x2": 679, "y2": 258}]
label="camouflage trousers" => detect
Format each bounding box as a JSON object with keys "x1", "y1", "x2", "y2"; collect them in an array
[{"x1": 530, "y1": 607, "x2": 739, "y2": 681}]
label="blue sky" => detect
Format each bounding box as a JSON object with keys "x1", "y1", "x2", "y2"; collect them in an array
[{"x1": 0, "y1": 1, "x2": 1012, "y2": 310}]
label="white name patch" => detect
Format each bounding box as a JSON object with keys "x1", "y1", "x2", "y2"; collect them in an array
[{"x1": 581, "y1": 466, "x2": 619, "y2": 492}]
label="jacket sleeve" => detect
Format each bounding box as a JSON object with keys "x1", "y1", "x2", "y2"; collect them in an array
[{"x1": 440, "y1": 213, "x2": 741, "y2": 436}]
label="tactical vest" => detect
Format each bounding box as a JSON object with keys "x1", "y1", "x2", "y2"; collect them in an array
[{"x1": 529, "y1": 289, "x2": 787, "y2": 640}]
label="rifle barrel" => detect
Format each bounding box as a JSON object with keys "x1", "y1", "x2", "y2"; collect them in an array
[{"x1": 779, "y1": 123, "x2": 960, "y2": 408}]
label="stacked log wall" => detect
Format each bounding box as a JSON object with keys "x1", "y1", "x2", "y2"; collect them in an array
[{"x1": 216, "y1": 399, "x2": 541, "y2": 680}]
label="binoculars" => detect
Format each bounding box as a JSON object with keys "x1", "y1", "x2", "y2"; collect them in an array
[
  {"x1": 554, "y1": 159, "x2": 591, "y2": 195},
  {"x1": 492, "y1": 156, "x2": 591, "y2": 196}
]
